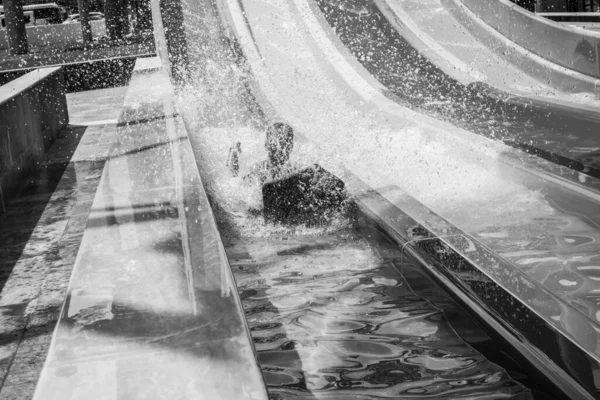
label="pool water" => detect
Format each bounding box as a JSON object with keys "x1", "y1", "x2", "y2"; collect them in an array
[{"x1": 223, "y1": 215, "x2": 532, "y2": 399}]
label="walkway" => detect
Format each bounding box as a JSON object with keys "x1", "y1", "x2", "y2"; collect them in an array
[
  {"x1": 27, "y1": 59, "x2": 265, "y2": 400},
  {"x1": 1, "y1": 58, "x2": 267, "y2": 399},
  {"x1": 0, "y1": 84, "x2": 125, "y2": 399}
]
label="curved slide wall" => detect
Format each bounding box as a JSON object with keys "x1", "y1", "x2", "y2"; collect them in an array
[{"x1": 454, "y1": 0, "x2": 600, "y2": 92}]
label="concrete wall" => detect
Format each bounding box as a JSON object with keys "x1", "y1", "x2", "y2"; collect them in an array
[
  {"x1": 0, "y1": 67, "x2": 69, "y2": 210},
  {"x1": 0, "y1": 20, "x2": 106, "y2": 50},
  {"x1": 459, "y1": 0, "x2": 600, "y2": 79}
]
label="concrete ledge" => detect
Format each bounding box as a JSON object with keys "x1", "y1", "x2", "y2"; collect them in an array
[
  {"x1": 32, "y1": 59, "x2": 268, "y2": 400},
  {"x1": 446, "y1": 0, "x2": 600, "y2": 94},
  {"x1": 0, "y1": 66, "x2": 68, "y2": 211}
]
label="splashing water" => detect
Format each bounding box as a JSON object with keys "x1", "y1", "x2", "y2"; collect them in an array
[
  {"x1": 173, "y1": 1, "x2": 600, "y2": 398},
  {"x1": 173, "y1": 5, "x2": 533, "y2": 399}
]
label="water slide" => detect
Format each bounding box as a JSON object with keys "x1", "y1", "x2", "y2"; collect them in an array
[{"x1": 171, "y1": 0, "x2": 600, "y2": 398}]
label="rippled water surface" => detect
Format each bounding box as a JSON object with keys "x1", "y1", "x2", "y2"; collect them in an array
[{"x1": 226, "y1": 224, "x2": 530, "y2": 399}]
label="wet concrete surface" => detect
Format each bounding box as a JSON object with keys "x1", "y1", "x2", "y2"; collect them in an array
[
  {"x1": 0, "y1": 86, "x2": 125, "y2": 399},
  {"x1": 31, "y1": 62, "x2": 267, "y2": 400}
]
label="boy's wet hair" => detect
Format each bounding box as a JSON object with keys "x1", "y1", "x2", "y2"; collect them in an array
[
  {"x1": 266, "y1": 122, "x2": 294, "y2": 146},
  {"x1": 265, "y1": 122, "x2": 294, "y2": 167}
]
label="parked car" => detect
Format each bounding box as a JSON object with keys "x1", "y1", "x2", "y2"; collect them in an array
[
  {"x1": 0, "y1": 3, "x2": 67, "y2": 27},
  {"x1": 63, "y1": 12, "x2": 105, "y2": 24}
]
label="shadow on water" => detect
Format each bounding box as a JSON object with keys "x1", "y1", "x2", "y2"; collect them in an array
[
  {"x1": 204, "y1": 193, "x2": 316, "y2": 400},
  {"x1": 241, "y1": 288, "x2": 320, "y2": 400}
]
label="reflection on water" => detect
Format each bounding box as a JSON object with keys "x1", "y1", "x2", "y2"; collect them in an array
[{"x1": 229, "y1": 227, "x2": 530, "y2": 399}]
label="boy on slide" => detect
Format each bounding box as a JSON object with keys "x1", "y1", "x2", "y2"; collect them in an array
[{"x1": 228, "y1": 122, "x2": 349, "y2": 226}]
